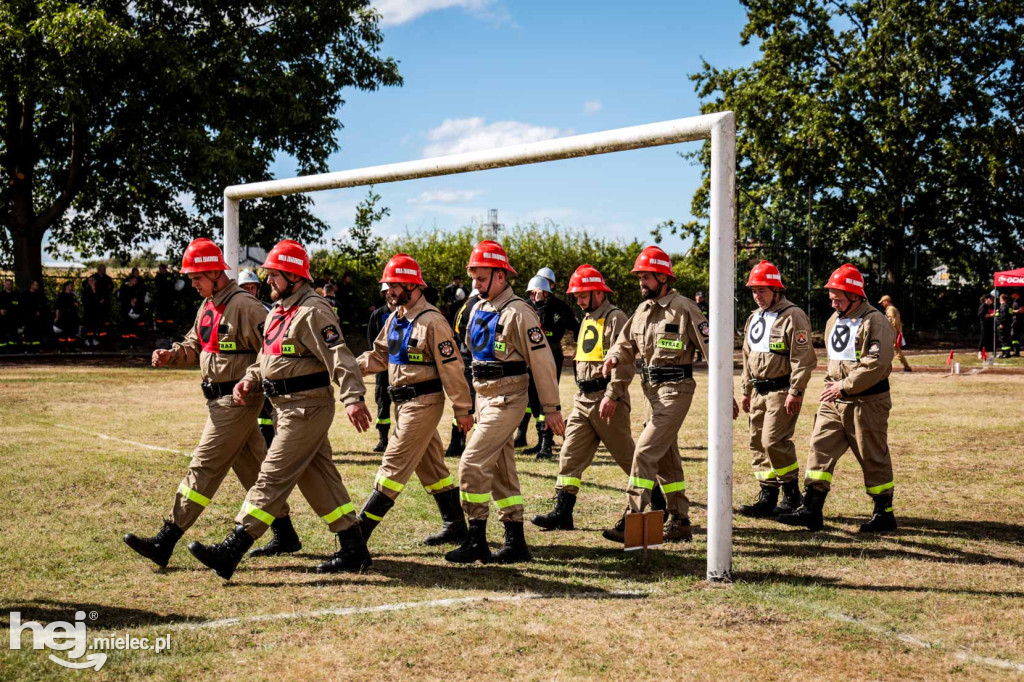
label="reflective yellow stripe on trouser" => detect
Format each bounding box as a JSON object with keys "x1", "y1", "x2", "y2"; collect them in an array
[
  {"x1": 375, "y1": 473, "x2": 405, "y2": 493},
  {"x1": 661, "y1": 481, "x2": 686, "y2": 494},
  {"x1": 178, "y1": 482, "x2": 210, "y2": 507},
  {"x1": 460, "y1": 491, "x2": 491, "y2": 504},
  {"x1": 494, "y1": 495, "x2": 524, "y2": 509},
  {"x1": 629, "y1": 476, "x2": 655, "y2": 490},
  {"x1": 557, "y1": 475, "x2": 582, "y2": 489},
  {"x1": 241, "y1": 500, "x2": 275, "y2": 525},
  {"x1": 423, "y1": 475, "x2": 455, "y2": 492},
  {"x1": 866, "y1": 481, "x2": 894, "y2": 495},
  {"x1": 322, "y1": 502, "x2": 355, "y2": 524}
]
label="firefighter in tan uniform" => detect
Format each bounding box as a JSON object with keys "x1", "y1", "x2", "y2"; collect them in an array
[
  {"x1": 124, "y1": 239, "x2": 302, "y2": 568},
  {"x1": 446, "y1": 240, "x2": 565, "y2": 564},
  {"x1": 878, "y1": 295, "x2": 912, "y2": 372},
  {"x1": 778, "y1": 264, "x2": 898, "y2": 533},
  {"x1": 603, "y1": 246, "x2": 738, "y2": 543},
  {"x1": 531, "y1": 264, "x2": 667, "y2": 531},
  {"x1": 355, "y1": 254, "x2": 475, "y2": 546},
  {"x1": 737, "y1": 261, "x2": 817, "y2": 518},
  {"x1": 188, "y1": 240, "x2": 375, "y2": 579}
]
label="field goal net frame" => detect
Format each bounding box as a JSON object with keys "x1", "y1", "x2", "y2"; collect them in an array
[{"x1": 222, "y1": 112, "x2": 737, "y2": 581}]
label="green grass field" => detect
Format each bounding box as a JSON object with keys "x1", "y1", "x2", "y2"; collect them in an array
[{"x1": 1, "y1": 363, "x2": 1022, "y2": 680}]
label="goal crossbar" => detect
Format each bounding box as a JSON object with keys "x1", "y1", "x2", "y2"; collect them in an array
[{"x1": 222, "y1": 112, "x2": 736, "y2": 581}]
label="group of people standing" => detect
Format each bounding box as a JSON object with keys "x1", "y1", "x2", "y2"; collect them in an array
[
  {"x1": 123, "y1": 236, "x2": 902, "y2": 582},
  {"x1": 978, "y1": 291, "x2": 1023, "y2": 358}
]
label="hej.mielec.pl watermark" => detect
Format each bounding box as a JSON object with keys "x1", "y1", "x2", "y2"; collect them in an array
[{"x1": 9, "y1": 610, "x2": 171, "y2": 671}]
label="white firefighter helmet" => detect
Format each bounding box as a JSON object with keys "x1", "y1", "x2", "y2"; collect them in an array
[
  {"x1": 527, "y1": 275, "x2": 552, "y2": 294},
  {"x1": 536, "y1": 267, "x2": 557, "y2": 284}
]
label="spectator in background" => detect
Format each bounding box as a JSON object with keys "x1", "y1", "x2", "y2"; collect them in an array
[
  {"x1": 0, "y1": 278, "x2": 20, "y2": 352},
  {"x1": 322, "y1": 282, "x2": 341, "y2": 323},
  {"x1": 337, "y1": 273, "x2": 361, "y2": 327},
  {"x1": 21, "y1": 279, "x2": 49, "y2": 351},
  {"x1": 442, "y1": 275, "x2": 468, "y2": 324},
  {"x1": 694, "y1": 291, "x2": 708, "y2": 362},
  {"x1": 366, "y1": 283, "x2": 396, "y2": 453},
  {"x1": 996, "y1": 293, "x2": 1013, "y2": 358},
  {"x1": 93, "y1": 264, "x2": 115, "y2": 332},
  {"x1": 1012, "y1": 291, "x2": 1022, "y2": 357},
  {"x1": 978, "y1": 294, "x2": 996, "y2": 359},
  {"x1": 153, "y1": 263, "x2": 179, "y2": 335},
  {"x1": 54, "y1": 281, "x2": 81, "y2": 350},
  {"x1": 81, "y1": 275, "x2": 109, "y2": 347}
]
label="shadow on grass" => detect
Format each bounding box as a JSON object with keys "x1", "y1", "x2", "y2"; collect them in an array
[{"x1": 1, "y1": 600, "x2": 188, "y2": 630}]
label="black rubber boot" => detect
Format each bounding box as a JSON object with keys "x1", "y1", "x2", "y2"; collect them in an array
[
  {"x1": 357, "y1": 490, "x2": 395, "y2": 544},
  {"x1": 601, "y1": 511, "x2": 627, "y2": 543},
  {"x1": 663, "y1": 514, "x2": 693, "y2": 542},
  {"x1": 124, "y1": 520, "x2": 184, "y2": 568},
  {"x1": 776, "y1": 487, "x2": 827, "y2": 531},
  {"x1": 773, "y1": 480, "x2": 803, "y2": 516},
  {"x1": 187, "y1": 525, "x2": 255, "y2": 580},
  {"x1": 249, "y1": 515, "x2": 302, "y2": 557},
  {"x1": 524, "y1": 419, "x2": 544, "y2": 454},
  {"x1": 317, "y1": 524, "x2": 373, "y2": 573},
  {"x1": 444, "y1": 422, "x2": 465, "y2": 458},
  {"x1": 859, "y1": 495, "x2": 897, "y2": 533},
  {"x1": 513, "y1": 414, "x2": 530, "y2": 448},
  {"x1": 650, "y1": 485, "x2": 667, "y2": 512},
  {"x1": 491, "y1": 521, "x2": 532, "y2": 564},
  {"x1": 530, "y1": 490, "x2": 577, "y2": 531},
  {"x1": 445, "y1": 519, "x2": 491, "y2": 564},
  {"x1": 373, "y1": 424, "x2": 389, "y2": 453},
  {"x1": 738, "y1": 484, "x2": 780, "y2": 518},
  {"x1": 424, "y1": 488, "x2": 468, "y2": 546},
  {"x1": 535, "y1": 427, "x2": 554, "y2": 460}
]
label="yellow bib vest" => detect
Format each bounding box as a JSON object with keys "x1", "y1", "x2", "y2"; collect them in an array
[{"x1": 576, "y1": 317, "x2": 607, "y2": 361}]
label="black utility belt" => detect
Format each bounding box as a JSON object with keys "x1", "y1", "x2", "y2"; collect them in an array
[
  {"x1": 262, "y1": 371, "x2": 331, "y2": 397},
  {"x1": 837, "y1": 377, "x2": 890, "y2": 398},
  {"x1": 471, "y1": 361, "x2": 527, "y2": 381},
  {"x1": 201, "y1": 379, "x2": 239, "y2": 400},
  {"x1": 388, "y1": 378, "x2": 443, "y2": 404},
  {"x1": 640, "y1": 364, "x2": 693, "y2": 385},
  {"x1": 751, "y1": 374, "x2": 791, "y2": 395},
  {"x1": 576, "y1": 376, "x2": 610, "y2": 394}
]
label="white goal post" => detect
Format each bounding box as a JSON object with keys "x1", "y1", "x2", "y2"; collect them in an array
[{"x1": 222, "y1": 112, "x2": 737, "y2": 581}]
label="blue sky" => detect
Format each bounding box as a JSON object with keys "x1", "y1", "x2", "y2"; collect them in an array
[{"x1": 275, "y1": 0, "x2": 758, "y2": 255}]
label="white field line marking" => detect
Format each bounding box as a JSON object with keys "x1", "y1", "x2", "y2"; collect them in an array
[
  {"x1": 166, "y1": 591, "x2": 647, "y2": 632},
  {"x1": 54, "y1": 423, "x2": 190, "y2": 457}
]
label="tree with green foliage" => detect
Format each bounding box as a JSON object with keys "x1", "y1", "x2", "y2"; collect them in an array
[
  {"x1": 664, "y1": 0, "x2": 1022, "y2": 324},
  {"x1": 1, "y1": 0, "x2": 401, "y2": 288}
]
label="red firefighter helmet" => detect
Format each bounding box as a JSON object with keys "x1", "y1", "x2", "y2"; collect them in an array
[
  {"x1": 566, "y1": 264, "x2": 612, "y2": 294},
  {"x1": 746, "y1": 260, "x2": 785, "y2": 289},
  {"x1": 631, "y1": 245, "x2": 675, "y2": 278},
  {"x1": 180, "y1": 238, "x2": 228, "y2": 274},
  {"x1": 466, "y1": 240, "x2": 517, "y2": 276},
  {"x1": 380, "y1": 253, "x2": 427, "y2": 286},
  {"x1": 824, "y1": 263, "x2": 865, "y2": 298},
  {"x1": 261, "y1": 240, "x2": 311, "y2": 280}
]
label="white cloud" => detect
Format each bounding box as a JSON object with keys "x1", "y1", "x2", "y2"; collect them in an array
[
  {"x1": 372, "y1": 0, "x2": 494, "y2": 26},
  {"x1": 583, "y1": 100, "x2": 602, "y2": 115},
  {"x1": 408, "y1": 189, "x2": 483, "y2": 204},
  {"x1": 423, "y1": 117, "x2": 572, "y2": 157}
]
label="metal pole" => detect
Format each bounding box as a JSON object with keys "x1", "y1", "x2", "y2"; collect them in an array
[
  {"x1": 223, "y1": 196, "x2": 239, "y2": 278},
  {"x1": 706, "y1": 113, "x2": 736, "y2": 582}
]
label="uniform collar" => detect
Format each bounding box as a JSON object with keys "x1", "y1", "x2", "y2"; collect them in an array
[
  {"x1": 757, "y1": 294, "x2": 790, "y2": 315},
  {"x1": 278, "y1": 281, "x2": 312, "y2": 310},
  {"x1": 841, "y1": 300, "x2": 872, "y2": 320},
  {"x1": 398, "y1": 293, "x2": 429, "y2": 319},
  {"x1": 211, "y1": 280, "x2": 240, "y2": 305},
  {"x1": 486, "y1": 284, "x2": 516, "y2": 308},
  {"x1": 588, "y1": 298, "x2": 615, "y2": 319},
  {"x1": 644, "y1": 289, "x2": 679, "y2": 310}
]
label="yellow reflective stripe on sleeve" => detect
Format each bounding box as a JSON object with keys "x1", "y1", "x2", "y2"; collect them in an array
[
  {"x1": 866, "y1": 481, "x2": 895, "y2": 495},
  {"x1": 494, "y1": 495, "x2": 524, "y2": 509},
  {"x1": 258, "y1": 418, "x2": 273, "y2": 426},
  {"x1": 806, "y1": 470, "x2": 833, "y2": 483},
  {"x1": 322, "y1": 502, "x2": 355, "y2": 524},
  {"x1": 424, "y1": 476, "x2": 455, "y2": 492},
  {"x1": 460, "y1": 491, "x2": 491, "y2": 504},
  {"x1": 556, "y1": 476, "x2": 582, "y2": 488},
  {"x1": 363, "y1": 511, "x2": 383, "y2": 522},
  {"x1": 661, "y1": 481, "x2": 686, "y2": 494},
  {"x1": 773, "y1": 461, "x2": 799, "y2": 476},
  {"x1": 754, "y1": 470, "x2": 778, "y2": 481},
  {"x1": 375, "y1": 474, "x2": 405, "y2": 492},
  {"x1": 629, "y1": 476, "x2": 655, "y2": 490},
  {"x1": 536, "y1": 414, "x2": 546, "y2": 423},
  {"x1": 376, "y1": 418, "x2": 392, "y2": 425},
  {"x1": 178, "y1": 482, "x2": 210, "y2": 507},
  {"x1": 241, "y1": 501, "x2": 275, "y2": 525}
]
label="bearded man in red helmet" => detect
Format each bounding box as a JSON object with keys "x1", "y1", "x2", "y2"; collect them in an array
[
  {"x1": 602, "y1": 246, "x2": 738, "y2": 543},
  {"x1": 354, "y1": 254, "x2": 474, "y2": 548},
  {"x1": 531, "y1": 264, "x2": 668, "y2": 532},
  {"x1": 124, "y1": 238, "x2": 303, "y2": 569},
  {"x1": 188, "y1": 239, "x2": 376, "y2": 579},
  {"x1": 737, "y1": 261, "x2": 817, "y2": 519},
  {"x1": 777, "y1": 263, "x2": 898, "y2": 534}
]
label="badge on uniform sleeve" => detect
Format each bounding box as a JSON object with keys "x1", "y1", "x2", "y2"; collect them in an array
[
  {"x1": 438, "y1": 340, "x2": 455, "y2": 357},
  {"x1": 528, "y1": 327, "x2": 544, "y2": 344},
  {"x1": 321, "y1": 324, "x2": 341, "y2": 346},
  {"x1": 866, "y1": 339, "x2": 881, "y2": 356},
  {"x1": 698, "y1": 321, "x2": 709, "y2": 337},
  {"x1": 795, "y1": 330, "x2": 809, "y2": 347}
]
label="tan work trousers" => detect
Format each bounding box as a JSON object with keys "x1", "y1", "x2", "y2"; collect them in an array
[
  {"x1": 747, "y1": 389, "x2": 800, "y2": 486},
  {"x1": 893, "y1": 344, "x2": 911, "y2": 370},
  {"x1": 235, "y1": 400, "x2": 356, "y2": 538},
  {"x1": 459, "y1": 390, "x2": 528, "y2": 522},
  {"x1": 373, "y1": 398, "x2": 456, "y2": 500},
  {"x1": 555, "y1": 393, "x2": 634, "y2": 495},
  {"x1": 171, "y1": 397, "x2": 289, "y2": 531},
  {"x1": 626, "y1": 381, "x2": 693, "y2": 517},
  {"x1": 807, "y1": 393, "x2": 894, "y2": 497}
]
